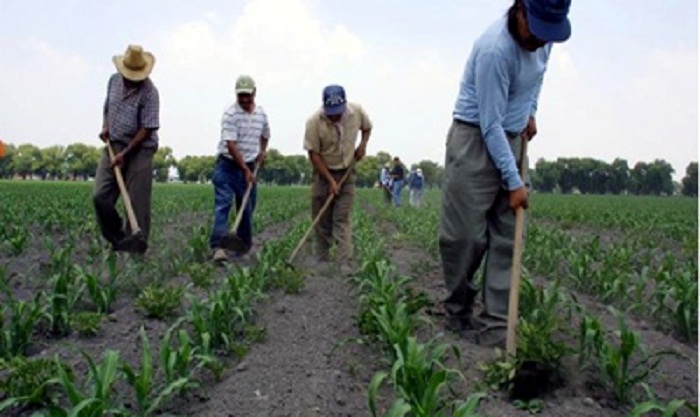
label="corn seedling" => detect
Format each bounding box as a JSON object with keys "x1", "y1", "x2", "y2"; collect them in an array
[
  {"x1": 160, "y1": 318, "x2": 221, "y2": 393},
  {"x1": 580, "y1": 310, "x2": 677, "y2": 404},
  {"x1": 45, "y1": 266, "x2": 84, "y2": 336},
  {"x1": 120, "y1": 326, "x2": 190, "y2": 416},
  {"x1": 45, "y1": 350, "x2": 126, "y2": 416},
  {"x1": 628, "y1": 383, "x2": 694, "y2": 417},
  {"x1": 0, "y1": 293, "x2": 46, "y2": 359},
  {"x1": 78, "y1": 265, "x2": 119, "y2": 314}
]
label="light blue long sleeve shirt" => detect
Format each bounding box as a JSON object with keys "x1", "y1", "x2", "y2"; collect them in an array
[{"x1": 453, "y1": 17, "x2": 551, "y2": 190}]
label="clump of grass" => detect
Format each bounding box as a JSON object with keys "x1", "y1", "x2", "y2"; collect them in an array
[
  {"x1": 134, "y1": 284, "x2": 185, "y2": 319},
  {"x1": 70, "y1": 311, "x2": 104, "y2": 337},
  {"x1": 0, "y1": 356, "x2": 73, "y2": 410}
]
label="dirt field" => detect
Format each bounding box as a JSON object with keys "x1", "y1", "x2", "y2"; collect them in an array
[{"x1": 0, "y1": 183, "x2": 697, "y2": 416}]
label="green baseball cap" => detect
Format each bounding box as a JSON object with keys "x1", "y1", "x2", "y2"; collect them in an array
[{"x1": 235, "y1": 75, "x2": 256, "y2": 94}]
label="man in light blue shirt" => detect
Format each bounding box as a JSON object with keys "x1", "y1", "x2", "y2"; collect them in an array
[{"x1": 439, "y1": 0, "x2": 571, "y2": 348}]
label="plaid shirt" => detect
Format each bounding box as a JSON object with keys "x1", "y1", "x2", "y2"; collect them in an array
[{"x1": 103, "y1": 73, "x2": 160, "y2": 148}]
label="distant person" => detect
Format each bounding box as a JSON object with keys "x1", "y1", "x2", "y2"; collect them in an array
[
  {"x1": 409, "y1": 167, "x2": 425, "y2": 208},
  {"x1": 379, "y1": 162, "x2": 392, "y2": 204},
  {"x1": 209, "y1": 75, "x2": 270, "y2": 263},
  {"x1": 390, "y1": 157, "x2": 405, "y2": 207},
  {"x1": 94, "y1": 44, "x2": 159, "y2": 254},
  {"x1": 439, "y1": 0, "x2": 572, "y2": 348},
  {"x1": 303, "y1": 85, "x2": 372, "y2": 269}
]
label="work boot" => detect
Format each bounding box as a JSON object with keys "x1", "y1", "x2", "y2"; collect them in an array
[
  {"x1": 212, "y1": 248, "x2": 228, "y2": 263},
  {"x1": 477, "y1": 328, "x2": 506, "y2": 349},
  {"x1": 445, "y1": 315, "x2": 480, "y2": 342},
  {"x1": 113, "y1": 235, "x2": 147, "y2": 254}
]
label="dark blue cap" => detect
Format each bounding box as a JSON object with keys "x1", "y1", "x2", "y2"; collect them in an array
[
  {"x1": 523, "y1": 0, "x2": 572, "y2": 42},
  {"x1": 322, "y1": 85, "x2": 347, "y2": 116}
]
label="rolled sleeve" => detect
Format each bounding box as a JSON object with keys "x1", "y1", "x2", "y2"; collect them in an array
[
  {"x1": 140, "y1": 86, "x2": 160, "y2": 130},
  {"x1": 475, "y1": 50, "x2": 522, "y2": 190},
  {"x1": 261, "y1": 113, "x2": 271, "y2": 140},
  {"x1": 221, "y1": 111, "x2": 238, "y2": 142},
  {"x1": 359, "y1": 105, "x2": 373, "y2": 131},
  {"x1": 303, "y1": 117, "x2": 320, "y2": 153}
]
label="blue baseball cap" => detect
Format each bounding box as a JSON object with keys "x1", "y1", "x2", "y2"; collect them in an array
[
  {"x1": 322, "y1": 85, "x2": 347, "y2": 116},
  {"x1": 523, "y1": 0, "x2": 572, "y2": 43}
]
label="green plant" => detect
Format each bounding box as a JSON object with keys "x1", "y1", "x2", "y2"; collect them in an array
[
  {"x1": 134, "y1": 284, "x2": 185, "y2": 319},
  {"x1": 388, "y1": 337, "x2": 462, "y2": 416},
  {"x1": 70, "y1": 311, "x2": 103, "y2": 337},
  {"x1": 120, "y1": 326, "x2": 189, "y2": 416},
  {"x1": 79, "y1": 265, "x2": 119, "y2": 314},
  {"x1": 580, "y1": 310, "x2": 677, "y2": 404},
  {"x1": 187, "y1": 268, "x2": 261, "y2": 354},
  {"x1": 45, "y1": 350, "x2": 126, "y2": 416},
  {"x1": 628, "y1": 384, "x2": 694, "y2": 417},
  {"x1": 185, "y1": 262, "x2": 216, "y2": 290},
  {"x1": 160, "y1": 319, "x2": 221, "y2": 391},
  {"x1": 0, "y1": 357, "x2": 72, "y2": 411},
  {"x1": 478, "y1": 350, "x2": 518, "y2": 393},
  {"x1": 514, "y1": 398, "x2": 544, "y2": 414},
  {"x1": 44, "y1": 264, "x2": 85, "y2": 337},
  {"x1": 0, "y1": 293, "x2": 46, "y2": 359}
]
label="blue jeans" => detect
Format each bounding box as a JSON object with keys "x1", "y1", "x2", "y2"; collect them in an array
[
  {"x1": 209, "y1": 158, "x2": 257, "y2": 250},
  {"x1": 392, "y1": 179, "x2": 404, "y2": 207}
]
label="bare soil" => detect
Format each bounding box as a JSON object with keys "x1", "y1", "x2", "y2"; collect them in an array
[
  {"x1": 376, "y1": 206, "x2": 698, "y2": 417},
  {"x1": 1, "y1": 202, "x2": 696, "y2": 417}
]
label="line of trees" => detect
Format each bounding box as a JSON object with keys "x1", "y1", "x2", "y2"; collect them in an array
[
  {"x1": 0, "y1": 142, "x2": 696, "y2": 197},
  {"x1": 530, "y1": 157, "x2": 698, "y2": 196},
  {"x1": 0, "y1": 142, "x2": 445, "y2": 188}
]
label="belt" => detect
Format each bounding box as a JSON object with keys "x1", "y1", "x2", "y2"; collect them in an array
[{"x1": 453, "y1": 118, "x2": 520, "y2": 138}]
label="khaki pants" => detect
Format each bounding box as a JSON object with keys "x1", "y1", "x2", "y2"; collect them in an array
[
  {"x1": 438, "y1": 120, "x2": 528, "y2": 328},
  {"x1": 93, "y1": 143, "x2": 155, "y2": 245},
  {"x1": 311, "y1": 169, "x2": 355, "y2": 261}
]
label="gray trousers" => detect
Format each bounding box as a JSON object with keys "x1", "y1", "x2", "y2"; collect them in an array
[
  {"x1": 311, "y1": 169, "x2": 356, "y2": 262},
  {"x1": 439, "y1": 120, "x2": 528, "y2": 328},
  {"x1": 93, "y1": 143, "x2": 155, "y2": 245}
]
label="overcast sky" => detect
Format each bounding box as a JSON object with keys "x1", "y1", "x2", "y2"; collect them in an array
[{"x1": 0, "y1": 0, "x2": 697, "y2": 179}]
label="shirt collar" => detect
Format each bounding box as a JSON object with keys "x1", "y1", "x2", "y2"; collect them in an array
[{"x1": 235, "y1": 102, "x2": 257, "y2": 114}]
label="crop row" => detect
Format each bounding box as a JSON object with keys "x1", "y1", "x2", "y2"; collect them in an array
[
  {"x1": 372, "y1": 191, "x2": 697, "y2": 343},
  {"x1": 362, "y1": 191, "x2": 696, "y2": 415},
  {"x1": 0, "y1": 194, "x2": 310, "y2": 415},
  {"x1": 349, "y1": 199, "x2": 486, "y2": 416},
  {"x1": 0, "y1": 182, "x2": 309, "y2": 258}
]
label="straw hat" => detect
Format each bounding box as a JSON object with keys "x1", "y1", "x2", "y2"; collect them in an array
[{"x1": 112, "y1": 44, "x2": 155, "y2": 82}]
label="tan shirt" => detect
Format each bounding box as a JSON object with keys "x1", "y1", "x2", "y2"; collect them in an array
[{"x1": 303, "y1": 102, "x2": 372, "y2": 170}]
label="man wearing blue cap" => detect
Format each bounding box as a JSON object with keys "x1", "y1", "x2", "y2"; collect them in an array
[
  {"x1": 439, "y1": 0, "x2": 571, "y2": 347},
  {"x1": 304, "y1": 85, "x2": 372, "y2": 268}
]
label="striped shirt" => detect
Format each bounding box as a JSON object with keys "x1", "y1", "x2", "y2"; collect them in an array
[
  {"x1": 218, "y1": 103, "x2": 271, "y2": 162},
  {"x1": 103, "y1": 73, "x2": 160, "y2": 148}
]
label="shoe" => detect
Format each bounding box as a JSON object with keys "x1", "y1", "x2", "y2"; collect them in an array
[
  {"x1": 234, "y1": 243, "x2": 252, "y2": 258},
  {"x1": 445, "y1": 315, "x2": 480, "y2": 342},
  {"x1": 477, "y1": 328, "x2": 507, "y2": 349},
  {"x1": 113, "y1": 235, "x2": 147, "y2": 254},
  {"x1": 212, "y1": 248, "x2": 228, "y2": 263}
]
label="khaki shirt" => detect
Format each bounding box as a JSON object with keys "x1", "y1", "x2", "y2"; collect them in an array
[{"x1": 303, "y1": 102, "x2": 372, "y2": 170}]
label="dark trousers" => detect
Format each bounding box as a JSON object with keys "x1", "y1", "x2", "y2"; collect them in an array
[
  {"x1": 209, "y1": 157, "x2": 257, "y2": 250},
  {"x1": 93, "y1": 143, "x2": 155, "y2": 245}
]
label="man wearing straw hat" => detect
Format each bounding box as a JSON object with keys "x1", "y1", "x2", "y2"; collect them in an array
[
  {"x1": 303, "y1": 85, "x2": 372, "y2": 269},
  {"x1": 209, "y1": 75, "x2": 270, "y2": 263},
  {"x1": 439, "y1": 0, "x2": 572, "y2": 347},
  {"x1": 93, "y1": 44, "x2": 159, "y2": 254}
]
